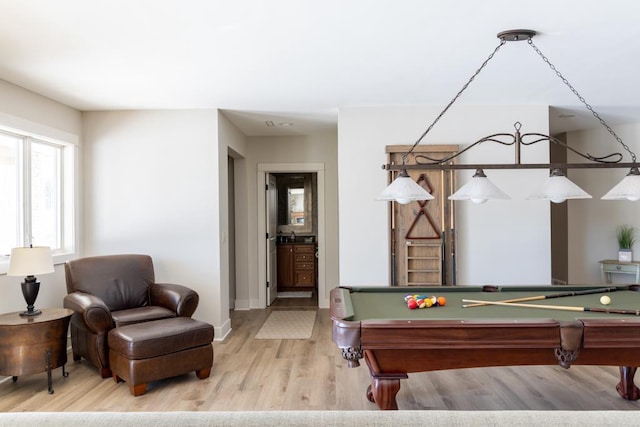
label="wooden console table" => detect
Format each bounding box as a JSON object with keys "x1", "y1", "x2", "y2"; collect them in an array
[
  {"x1": 0, "y1": 308, "x2": 73, "y2": 393},
  {"x1": 599, "y1": 259, "x2": 640, "y2": 284}
]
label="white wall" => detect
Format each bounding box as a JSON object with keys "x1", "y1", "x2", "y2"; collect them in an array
[
  {"x1": 0, "y1": 80, "x2": 81, "y2": 315},
  {"x1": 338, "y1": 105, "x2": 552, "y2": 287},
  {"x1": 245, "y1": 134, "x2": 339, "y2": 308},
  {"x1": 82, "y1": 110, "x2": 229, "y2": 336},
  {"x1": 567, "y1": 123, "x2": 640, "y2": 284}
]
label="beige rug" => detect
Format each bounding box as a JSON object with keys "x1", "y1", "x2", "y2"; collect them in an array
[
  {"x1": 255, "y1": 310, "x2": 316, "y2": 339},
  {"x1": 277, "y1": 291, "x2": 312, "y2": 298}
]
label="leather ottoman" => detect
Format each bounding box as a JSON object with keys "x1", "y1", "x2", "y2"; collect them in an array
[{"x1": 108, "y1": 317, "x2": 214, "y2": 396}]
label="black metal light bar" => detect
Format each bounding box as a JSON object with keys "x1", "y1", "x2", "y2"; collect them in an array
[{"x1": 385, "y1": 162, "x2": 640, "y2": 171}]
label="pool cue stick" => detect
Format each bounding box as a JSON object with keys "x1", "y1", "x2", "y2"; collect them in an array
[
  {"x1": 462, "y1": 287, "x2": 619, "y2": 308},
  {"x1": 461, "y1": 299, "x2": 640, "y2": 315}
]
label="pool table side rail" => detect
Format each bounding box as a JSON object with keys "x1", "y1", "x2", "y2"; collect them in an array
[
  {"x1": 359, "y1": 319, "x2": 564, "y2": 350},
  {"x1": 582, "y1": 318, "x2": 640, "y2": 348},
  {"x1": 340, "y1": 284, "x2": 637, "y2": 294}
]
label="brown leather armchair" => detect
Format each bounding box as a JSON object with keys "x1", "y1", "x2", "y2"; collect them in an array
[{"x1": 63, "y1": 254, "x2": 199, "y2": 378}]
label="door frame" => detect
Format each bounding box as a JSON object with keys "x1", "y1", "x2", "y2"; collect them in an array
[
  {"x1": 266, "y1": 173, "x2": 278, "y2": 305},
  {"x1": 257, "y1": 163, "x2": 325, "y2": 308}
]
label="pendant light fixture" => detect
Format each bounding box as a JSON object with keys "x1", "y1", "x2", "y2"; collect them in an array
[
  {"x1": 377, "y1": 169, "x2": 434, "y2": 204},
  {"x1": 448, "y1": 169, "x2": 510, "y2": 204},
  {"x1": 601, "y1": 167, "x2": 640, "y2": 201},
  {"x1": 379, "y1": 29, "x2": 639, "y2": 204},
  {"x1": 526, "y1": 168, "x2": 592, "y2": 203}
]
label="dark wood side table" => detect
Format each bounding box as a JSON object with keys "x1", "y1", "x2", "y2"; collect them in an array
[{"x1": 0, "y1": 308, "x2": 73, "y2": 394}]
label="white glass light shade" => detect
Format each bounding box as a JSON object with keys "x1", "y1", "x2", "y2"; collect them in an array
[
  {"x1": 377, "y1": 170, "x2": 434, "y2": 204},
  {"x1": 8, "y1": 246, "x2": 54, "y2": 276},
  {"x1": 448, "y1": 169, "x2": 510, "y2": 204},
  {"x1": 601, "y1": 167, "x2": 640, "y2": 201},
  {"x1": 526, "y1": 169, "x2": 591, "y2": 203}
]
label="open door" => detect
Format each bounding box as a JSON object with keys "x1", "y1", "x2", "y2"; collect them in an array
[{"x1": 266, "y1": 173, "x2": 278, "y2": 305}]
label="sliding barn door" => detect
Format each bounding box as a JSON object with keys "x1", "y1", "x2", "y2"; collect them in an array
[{"x1": 387, "y1": 145, "x2": 457, "y2": 286}]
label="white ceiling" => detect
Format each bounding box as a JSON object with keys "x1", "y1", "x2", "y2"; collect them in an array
[{"x1": 1, "y1": 0, "x2": 639, "y2": 136}]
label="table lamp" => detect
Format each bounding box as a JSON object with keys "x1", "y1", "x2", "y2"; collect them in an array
[{"x1": 8, "y1": 246, "x2": 54, "y2": 317}]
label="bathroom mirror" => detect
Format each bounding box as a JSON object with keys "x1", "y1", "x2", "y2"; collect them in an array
[
  {"x1": 288, "y1": 188, "x2": 305, "y2": 225},
  {"x1": 277, "y1": 173, "x2": 313, "y2": 234}
]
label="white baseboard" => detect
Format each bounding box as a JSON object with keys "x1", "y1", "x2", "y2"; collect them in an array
[
  {"x1": 214, "y1": 317, "x2": 232, "y2": 341},
  {"x1": 233, "y1": 298, "x2": 250, "y2": 311}
]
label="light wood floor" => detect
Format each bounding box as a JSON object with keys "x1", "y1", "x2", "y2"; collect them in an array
[{"x1": 1, "y1": 297, "x2": 640, "y2": 412}]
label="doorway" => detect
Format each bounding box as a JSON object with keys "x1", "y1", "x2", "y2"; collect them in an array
[
  {"x1": 272, "y1": 173, "x2": 318, "y2": 302},
  {"x1": 257, "y1": 163, "x2": 326, "y2": 308}
]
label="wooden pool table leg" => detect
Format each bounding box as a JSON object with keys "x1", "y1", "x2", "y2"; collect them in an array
[
  {"x1": 367, "y1": 377, "x2": 403, "y2": 410},
  {"x1": 363, "y1": 350, "x2": 408, "y2": 410},
  {"x1": 616, "y1": 366, "x2": 640, "y2": 400}
]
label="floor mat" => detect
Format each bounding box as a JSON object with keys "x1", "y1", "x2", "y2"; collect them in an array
[
  {"x1": 277, "y1": 291, "x2": 312, "y2": 298},
  {"x1": 255, "y1": 310, "x2": 317, "y2": 339}
]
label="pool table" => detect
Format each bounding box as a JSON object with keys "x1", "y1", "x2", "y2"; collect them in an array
[{"x1": 330, "y1": 285, "x2": 640, "y2": 410}]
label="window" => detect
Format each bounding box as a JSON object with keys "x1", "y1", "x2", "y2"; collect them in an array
[{"x1": 0, "y1": 128, "x2": 76, "y2": 263}]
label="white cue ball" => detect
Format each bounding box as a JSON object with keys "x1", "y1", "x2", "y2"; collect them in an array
[{"x1": 600, "y1": 295, "x2": 611, "y2": 305}]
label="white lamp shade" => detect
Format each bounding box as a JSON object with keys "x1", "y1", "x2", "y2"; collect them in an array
[
  {"x1": 8, "y1": 246, "x2": 55, "y2": 276},
  {"x1": 601, "y1": 168, "x2": 640, "y2": 201},
  {"x1": 377, "y1": 171, "x2": 434, "y2": 204},
  {"x1": 448, "y1": 169, "x2": 510, "y2": 204},
  {"x1": 527, "y1": 170, "x2": 592, "y2": 203}
]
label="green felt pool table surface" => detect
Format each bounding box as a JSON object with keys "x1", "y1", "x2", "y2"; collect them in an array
[{"x1": 343, "y1": 285, "x2": 640, "y2": 321}]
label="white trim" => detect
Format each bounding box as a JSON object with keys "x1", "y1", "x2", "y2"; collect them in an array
[
  {"x1": 213, "y1": 317, "x2": 233, "y2": 342},
  {"x1": 0, "y1": 112, "x2": 79, "y2": 146},
  {"x1": 257, "y1": 163, "x2": 326, "y2": 309}
]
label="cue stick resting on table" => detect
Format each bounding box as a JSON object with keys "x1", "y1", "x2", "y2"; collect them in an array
[
  {"x1": 461, "y1": 298, "x2": 640, "y2": 315},
  {"x1": 462, "y1": 287, "x2": 618, "y2": 308}
]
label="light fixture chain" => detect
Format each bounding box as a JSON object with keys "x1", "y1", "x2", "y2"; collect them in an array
[
  {"x1": 402, "y1": 39, "x2": 507, "y2": 163},
  {"x1": 528, "y1": 38, "x2": 636, "y2": 163}
]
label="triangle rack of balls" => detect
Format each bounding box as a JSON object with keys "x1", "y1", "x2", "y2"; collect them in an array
[{"x1": 404, "y1": 294, "x2": 447, "y2": 310}]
